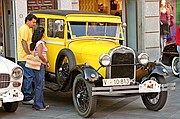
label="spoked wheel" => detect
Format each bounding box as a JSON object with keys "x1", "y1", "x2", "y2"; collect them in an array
[
  {"x1": 171, "y1": 57, "x2": 179, "y2": 77},
  {"x1": 73, "y1": 74, "x2": 97, "y2": 118},
  {"x1": 141, "y1": 75, "x2": 167, "y2": 111},
  {"x1": 3, "y1": 102, "x2": 18, "y2": 112},
  {"x1": 56, "y1": 49, "x2": 76, "y2": 90}
]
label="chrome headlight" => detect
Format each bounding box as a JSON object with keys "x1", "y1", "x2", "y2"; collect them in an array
[
  {"x1": 99, "y1": 54, "x2": 111, "y2": 66},
  {"x1": 138, "y1": 53, "x2": 149, "y2": 65},
  {"x1": 12, "y1": 67, "x2": 23, "y2": 79}
]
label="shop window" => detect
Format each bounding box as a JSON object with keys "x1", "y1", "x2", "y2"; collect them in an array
[
  {"x1": 110, "y1": 0, "x2": 121, "y2": 10},
  {"x1": 160, "y1": 0, "x2": 175, "y2": 46}
]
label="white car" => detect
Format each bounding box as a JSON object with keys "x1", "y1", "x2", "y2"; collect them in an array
[{"x1": 0, "y1": 54, "x2": 24, "y2": 112}]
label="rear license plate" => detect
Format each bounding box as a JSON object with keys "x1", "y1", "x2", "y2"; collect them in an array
[{"x1": 103, "y1": 78, "x2": 130, "y2": 86}]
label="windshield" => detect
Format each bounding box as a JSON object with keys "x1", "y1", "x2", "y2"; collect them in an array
[{"x1": 69, "y1": 22, "x2": 123, "y2": 39}]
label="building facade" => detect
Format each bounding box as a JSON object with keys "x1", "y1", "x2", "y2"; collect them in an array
[{"x1": 0, "y1": 0, "x2": 177, "y2": 62}]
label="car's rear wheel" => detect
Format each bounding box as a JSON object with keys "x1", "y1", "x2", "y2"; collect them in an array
[
  {"x1": 3, "y1": 102, "x2": 18, "y2": 112},
  {"x1": 55, "y1": 49, "x2": 76, "y2": 90},
  {"x1": 141, "y1": 75, "x2": 167, "y2": 111},
  {"x1": 171, "y1": 57, "x2": 179, "y2": 77},
  {"x1": 73, "y1": 74, "x2": 97, "y2": 118}
]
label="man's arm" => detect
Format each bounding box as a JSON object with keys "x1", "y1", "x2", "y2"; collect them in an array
[{"x1": 21, "y1": 39, "x2": 31, "y2": 55}]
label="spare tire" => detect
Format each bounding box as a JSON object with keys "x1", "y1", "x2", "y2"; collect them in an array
[{"x1": 55, "y1": 48, "x2": 76, "y2": 90}]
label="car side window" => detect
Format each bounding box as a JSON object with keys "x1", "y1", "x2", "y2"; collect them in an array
[{"x1": 47, "y1": 19, "x2": 64, "y2": 38}]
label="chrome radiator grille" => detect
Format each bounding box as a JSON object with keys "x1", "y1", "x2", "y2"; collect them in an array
[
  {"x1": 0, "y1": 74, "x2": 10, "y2": 88},
  {"x1": 110, "y1": 51, "x2": 135, "y2": 79}
]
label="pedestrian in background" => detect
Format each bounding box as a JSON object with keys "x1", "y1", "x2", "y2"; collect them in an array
[
  {"x1": 30, "y1": 27, "x2": 50, "y2": 111},
  {"x1": 17, "y1": 14, "x2": 37, "y2": 105},
  {"x1": 176, "y1": 24, "x2": 180, "y2": 77}
]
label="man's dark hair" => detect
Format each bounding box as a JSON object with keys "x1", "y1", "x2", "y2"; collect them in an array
[
  {"x1": 30, "y1": 27, "x2": 45, "y2": 51},
  {"x1": 25, "y1": 14, "x2": 37, "y2": 23}
]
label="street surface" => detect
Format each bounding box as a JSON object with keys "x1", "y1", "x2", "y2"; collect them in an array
[{"x1": 0, "y1": 66, "x2": 179, "y2": 119}]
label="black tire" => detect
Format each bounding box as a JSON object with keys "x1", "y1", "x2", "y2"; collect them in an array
[
  {"x1": 73, "y1": 74, "x2": 97, "y2": 118},
  {"x1": 171, "y1": 57, "x2": 179, "y2": 77},
  {"x1": 141, "y1": 75, "x2": 167, "y2": 111},
  {"x1": 55, "y1": 49, "x2": 76, "y2": 90},
  {"x1": 3, "y1": 102, "x2": 18, "y2": 112}
]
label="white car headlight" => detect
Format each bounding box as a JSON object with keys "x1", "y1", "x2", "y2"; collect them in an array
[
  {"x1": 99, "y1": 54, "x2": 111, "y2": 66},
  {"x1": 138, "y1": 53, "x2": 149, "y2": 65},
  {"x1": 12, "y1": 67, "x2": 23, "y2": 79}
]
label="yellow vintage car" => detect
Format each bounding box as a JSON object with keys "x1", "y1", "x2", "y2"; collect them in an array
[{"x1": 32, "y1": 10, "x2": 175, "y2": 117}]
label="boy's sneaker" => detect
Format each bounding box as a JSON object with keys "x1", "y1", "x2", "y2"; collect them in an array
[{"x1": 22, "y1": 99, "x2": 34, "y2": 105}]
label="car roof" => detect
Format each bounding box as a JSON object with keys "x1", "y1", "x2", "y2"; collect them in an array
[{"x1": 31, "y1": 9, "x2": 111, "y2": 16}]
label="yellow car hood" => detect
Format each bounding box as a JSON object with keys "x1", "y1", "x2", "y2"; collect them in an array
[
  {"x1": 68, "y1": 39, "x2": 119, "y2": 77},
  {"x1": 69, "y1": 40, "x2": 119, "y2": 56}
]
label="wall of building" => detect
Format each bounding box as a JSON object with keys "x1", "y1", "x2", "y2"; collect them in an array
[
  {"x1": 79, "y1": 0, "x2": 98, "y2": 12},
  {"x1": 142, "y1": 0, "x2": 160, "y2": 61},
  {"x1": 15, "y1": 0, "x2": 27, "y2": 29},
  {"x1": 58, "y1": 0, "x2": 79, "y2": 10},
  {"x1": 12, "y1": 0, "x2": 27, "y2": 60},
  {"x1": 72, "y1": 0, "x2": 79, "y2": 10}
]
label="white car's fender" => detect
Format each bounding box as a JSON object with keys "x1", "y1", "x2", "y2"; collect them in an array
[{"x1": 0, "y1": 56, "x2": 20, "y2": 73}]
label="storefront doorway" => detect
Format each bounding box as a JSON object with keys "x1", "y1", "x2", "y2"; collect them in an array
[{"x1": 0, "y1": 0, "x2": 16, "y2": 61}]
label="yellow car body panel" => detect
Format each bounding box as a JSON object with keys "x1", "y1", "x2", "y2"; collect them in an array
[
  {"x1": 30, "y1": 11, "x2": 172, "y2": 118},
  {"x1": 68, "y1": 40, "x2": 119, "y2": 77},
  {"x1": 32, "y1": 10, "x2": 124, "y2": 78}
]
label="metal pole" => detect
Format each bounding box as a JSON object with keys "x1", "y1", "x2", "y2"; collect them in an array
[{"x1": 11, "y1": 0, "x2": 17, "y2": 63}]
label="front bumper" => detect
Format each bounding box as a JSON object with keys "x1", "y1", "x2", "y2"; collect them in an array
[
  {"x1": 92, "y1": 82, "x2": 175, "y2": 96},
  {"x1": 0, "y1": 89, "x2": 24, "y2": 103}
]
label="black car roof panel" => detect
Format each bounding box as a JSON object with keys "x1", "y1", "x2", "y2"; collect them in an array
[{"x1": 31, "y1": 9, "x2": 109, "y2": 16}]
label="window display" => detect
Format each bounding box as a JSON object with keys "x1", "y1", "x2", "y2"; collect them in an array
[{"x1": 160, "y1": 0, "x2": 176, "y2": 47}]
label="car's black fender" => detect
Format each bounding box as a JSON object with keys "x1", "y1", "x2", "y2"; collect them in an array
[
  {"x1": 141, "y1": 63, "x2": 168, "y2": 83},
  {"x1": 55, "y1": 48, "x2": 76, "y2": 91},
  {"x1": 151, "y1": 65, "x2": 168, "y2": 76},
  {"x1": 62, "y1": 64, "x2": 100, "y2": 91},
  {"x1": 161, "y1": 43, "x2": 178, "y2": 66}
]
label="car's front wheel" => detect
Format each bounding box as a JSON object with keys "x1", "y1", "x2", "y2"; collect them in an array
[
  {"x1": 55, "y1": 49, "x2": 76, "y2": 90},
  {"x1": 3, "y1": 102, "x2": 19, "y2": 112},
  {"x1": 171, "y1": 57, "x2": 179, "y2": 77},
  {"x1": 72, "y1": 74, "x2": 97, "y2": 118},
  {"x1": 141, "y1": 75, "x2": 167, "y2": 111}
]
